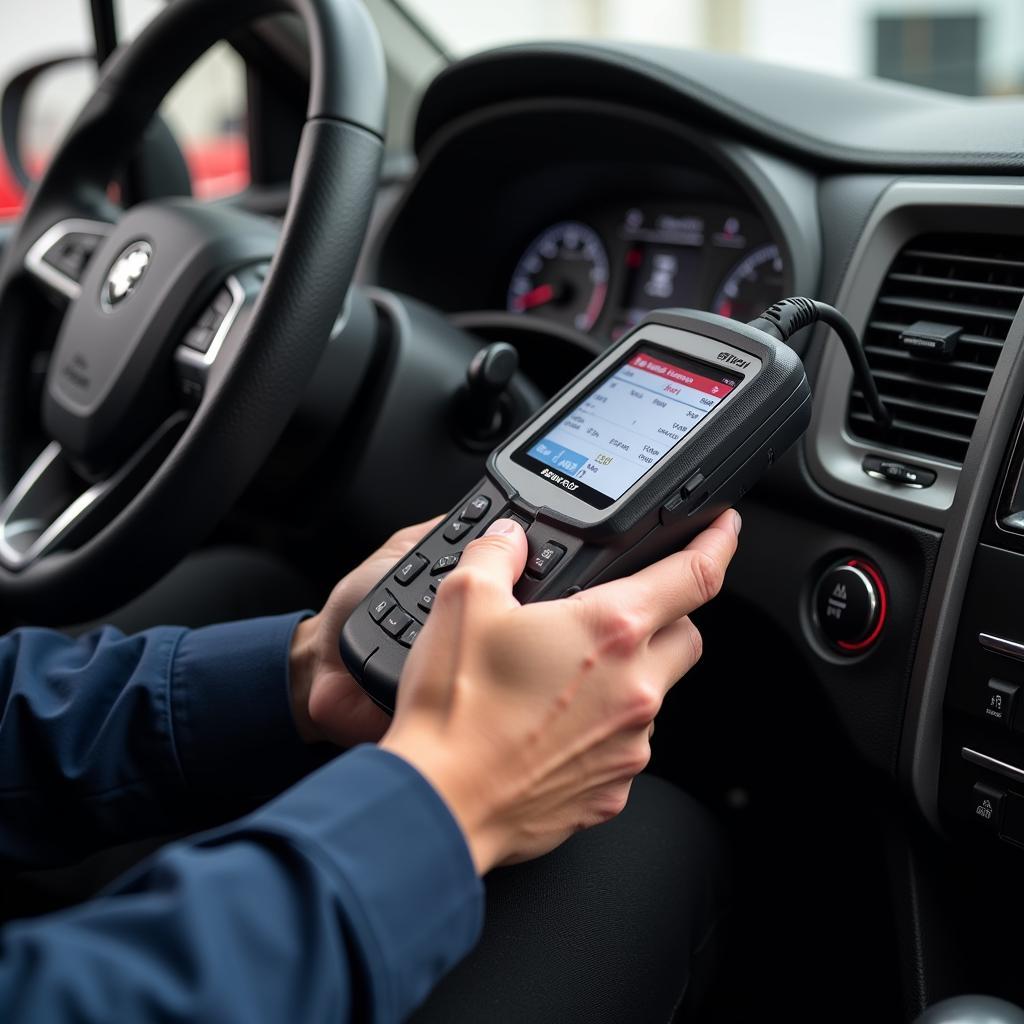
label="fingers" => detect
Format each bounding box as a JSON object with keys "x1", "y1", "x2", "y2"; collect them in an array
[
  {"x1": 383, "y1": 515, "x2": 444, "y2": 557},
  {"x1": 584, "y1": 509, "x2": 741, "y2": 632},
  {"x1": 648, "y1": 615, "x2": 704, "y2": 690},
  {"x1": 439, "y1": 518, "x2": 528, "y2": 611}
]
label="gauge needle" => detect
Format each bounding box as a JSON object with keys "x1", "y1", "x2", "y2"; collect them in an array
[{"x1": 514, "y1": 282, "x2": 557, "y2": 311}]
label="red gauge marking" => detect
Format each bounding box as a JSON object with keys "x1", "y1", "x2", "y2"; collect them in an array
[
  {"x1": 583, "y1": 281, "x2": 607, "y2": 331},
  {"x1": 513, "y1": 282, "x2": 556, "y2": 311}
]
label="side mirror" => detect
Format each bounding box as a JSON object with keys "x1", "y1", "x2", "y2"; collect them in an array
[
  {"x1": 1, "y1": 53, "x2": 192, "y2": 211},
  {"x1": 1, "y1": 54, "x2": 97, "y2": 190}
]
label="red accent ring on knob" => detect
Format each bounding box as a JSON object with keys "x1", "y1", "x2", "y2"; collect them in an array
[{"x1": 836, "y1": 558, "x2": 887, "y2": 652}]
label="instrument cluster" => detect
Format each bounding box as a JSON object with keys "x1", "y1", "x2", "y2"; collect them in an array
[{"x1": 505, "y1": 202, "x2": 785, "y2": 342}]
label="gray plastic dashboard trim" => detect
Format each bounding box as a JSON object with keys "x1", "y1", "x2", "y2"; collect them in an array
[
  {"x1": 807, "y1": 180, "x2": 1024, "y2": 530},
  {"x1": 884, "y1": 181, "x2": 1024, "y2": 832}
]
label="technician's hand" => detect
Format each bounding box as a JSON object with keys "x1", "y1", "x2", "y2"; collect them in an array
[
  {"x1": 381, "y1": 509, "x2": 741, "y2": 875},
  {"x1": 289, "y1": 517, "x2": 442, "y2": 748}
]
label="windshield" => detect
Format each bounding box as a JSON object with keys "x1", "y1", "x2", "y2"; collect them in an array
[{"x1": 399, "y1": 0, "x2": 1024, "y2": 98}]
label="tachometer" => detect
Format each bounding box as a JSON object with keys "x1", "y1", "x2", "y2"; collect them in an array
[
  {"x1": 712, "y1": 243, "x2": 785, "y2": 322},
  {"x1": 507, "y1": 221, "x2": 609, "y2": 333}
]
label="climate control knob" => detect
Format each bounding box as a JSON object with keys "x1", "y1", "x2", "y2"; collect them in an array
[{"x1": 814, "y1": 558, "x2": 887, "y2": 653}]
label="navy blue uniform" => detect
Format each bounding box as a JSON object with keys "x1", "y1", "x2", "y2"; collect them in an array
[{"x1": 0, "y1": 615, "x2": 482, "y2": 1022}]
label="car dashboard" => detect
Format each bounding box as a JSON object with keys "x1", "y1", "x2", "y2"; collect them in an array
[{"x1": 359, "y1": 42, "x2": 1024, "y2": 890}]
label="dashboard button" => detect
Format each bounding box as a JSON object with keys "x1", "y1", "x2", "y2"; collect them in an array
[
  {"x1": 368, "y1": 590, "x2": 395, "y2": 623},
  {"x1": 814, "y1": 559, "x2": 886, "y2": 653},
  {"x1": 394, "y1": 553, "x2": 428, "y2": 586},
  {"x1": 417, "y1": 591, "x2": 435, "y2": 614},
  {"x1": 862, "y1": 455, "x2": 936, "y2": 489},
  {"x1": 527, "y1": 541, "x2": 566, "y2": 579},
  {"x1": 983, "y1": 679, "x2": 1018, "y2": 730},
  {"x1": 381, "y1": 608, "x2": 412, "y2": 638},
  {"x1": 972, "y1": 781, "x2": 1004, "y2": 831},
  {"x1": 443, "y1": 517, "x2": 472, "y2": 543},
  {"x1": 460, "y1": 495, "x2": 491, "y2": 522}
]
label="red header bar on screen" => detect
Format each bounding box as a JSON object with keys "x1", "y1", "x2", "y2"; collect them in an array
[{"x1": 627, "y1": 352, "x2": 737, "y2": 397}]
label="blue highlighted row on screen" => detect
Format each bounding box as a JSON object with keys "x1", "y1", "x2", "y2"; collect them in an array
[{"x1": 528, "y1": 438, "x2": 588, "y2": 475}]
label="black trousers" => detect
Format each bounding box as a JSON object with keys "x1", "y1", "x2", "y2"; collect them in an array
[{"x1": 410, "y1": 774, "x2": 730, "y2": 1024}]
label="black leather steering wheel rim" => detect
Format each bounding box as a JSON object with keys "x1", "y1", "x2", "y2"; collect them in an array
[{"x1": 0, "y1": 0, "x2": 385, "y2": 622}]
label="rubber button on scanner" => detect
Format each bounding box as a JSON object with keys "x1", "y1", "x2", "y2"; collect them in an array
[
  {"x1": 394, "y1": 553, "x2": 428, "y2": 586},
  {"x1": 399, "y1": 620, "x2": 422, "y2": 648},
  {"x1": 368, "y1": 589, "x2": 395, "y2": 623},
  {"x1": 680, "y1": 471, "x2": 705, "y2": 500},
  {"x1": 443, "y1": 517, "x2": 472, "y2": 543},
  {"x1": 459, "y1": 495, "x2": 491, "y2": 523},
  {"x1": 417, "y1": 591, "x2": 435, "y2": 614},
  {"x1": 527, "y1": 541, "x2": 566, "y2": 579},
  {"x1": 381, "y1": 608, "x2": 412, "y2": 638},
  {"x1": 431, "y1": 553, "x2": 460, "y2": 575}
]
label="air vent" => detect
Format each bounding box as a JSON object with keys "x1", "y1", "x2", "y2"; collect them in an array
[{"x1": 847, "y1": 233, "x2": 1024, "y2": 465}]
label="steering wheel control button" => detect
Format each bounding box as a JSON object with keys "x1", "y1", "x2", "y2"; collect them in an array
[
  {"x1": 381, "y1": 608, "x2": 412, "y2": 639},
  {"x1": 814, "y1": 559, "x2": 887, "y2": 654},
  {"x1": 183, "y1": 326, "x2": 216, "y2": 354},
  {"x1": 459, "y1": 495, "x2": 491, "y2": 523},
  {"x1": 443, "y1": 517, "x2": 472, "y2": 543},
  {"x1": 527, "y1": 541, "x2": 567, "y2": 579},
  {"x1": 983, "y1": 679, "x2": 1019, "y2": 731},
  {"x1": 398, "y1": 621, "x2": 423, "y2": 648},
  {"x1": 368, "y1": 590, "x2": 396, "y2": 623},
  {"x1": 43, "y1": 231, "x2": 102, "y2": 282},
  {"x1": 862, "y1": 455, "x2": 936, "y2": 489},
  {"x1": 972, "y1": 782, "x2": 1005, "y2": 831},
  {"x1": 394, "y1": 553, "x2": 428, "y2": 586},
  {"x1": 212, "y1": 287, "x2": 234, "y2": 316},
  {"x1": 431, "y1": 553, "x2": 461, "y2": 575},
  {"x1": 417, "y1": 591, "x2": 435, "y2": 614}
]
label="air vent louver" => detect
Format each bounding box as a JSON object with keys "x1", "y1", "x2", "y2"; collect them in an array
[{"x1": 847, "y1": 234, "x2": 1024, "y2": 465}]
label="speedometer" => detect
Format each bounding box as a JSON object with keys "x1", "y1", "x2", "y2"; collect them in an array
[
  {"x1": 507, "y1": 221, "x2": 609, "y2": 333},
  {"x1": 712, "y1": 244, "x2": 785, "y2": 323}
]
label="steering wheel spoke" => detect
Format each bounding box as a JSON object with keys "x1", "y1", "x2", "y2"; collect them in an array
[
  {"x1": 23, "y1": 218, "x2": 114, "y2": 302},
  {"x1": 174, "y1": 267, "x2": 261, "y2": 401},
  {"x1": 0, "y1": 415, "x2": 187, "y2": 572}
]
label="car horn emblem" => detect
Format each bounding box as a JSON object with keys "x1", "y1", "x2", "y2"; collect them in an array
[{"x1": 101, "y1": 241, "x2": 152, "y2": 310}]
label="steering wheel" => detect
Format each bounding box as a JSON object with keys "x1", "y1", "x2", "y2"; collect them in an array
[{"x1": 0, "y1": 0, "x2": 385, "y2": 623}]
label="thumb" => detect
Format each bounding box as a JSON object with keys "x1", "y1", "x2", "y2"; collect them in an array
[{"x1": 451, "y1": 517, "x2": 529, "y2": 605}]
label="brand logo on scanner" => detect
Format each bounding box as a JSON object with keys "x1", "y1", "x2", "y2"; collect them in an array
[
  {"x1": 540, "y1": 468, "x2": 579, "y2": 492},
  {"x1": 102, "y1": 241, "x2": 152, "y2": 310},
  {"x1": 716, "y1": 351, "x2": 750, "y2": 369}
]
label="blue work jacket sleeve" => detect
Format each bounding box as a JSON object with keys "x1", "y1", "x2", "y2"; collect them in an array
[
  {"x1": 0, "y1": 613, "x2": 327, "y2": 867},
  {"x1": 0, "y1": 746, "x2": 484, "y2": 1023}
]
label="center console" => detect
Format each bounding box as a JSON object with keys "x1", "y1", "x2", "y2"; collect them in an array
[{"x1": 940, "y1": 414, "x2": 1024, "y2": 846}]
